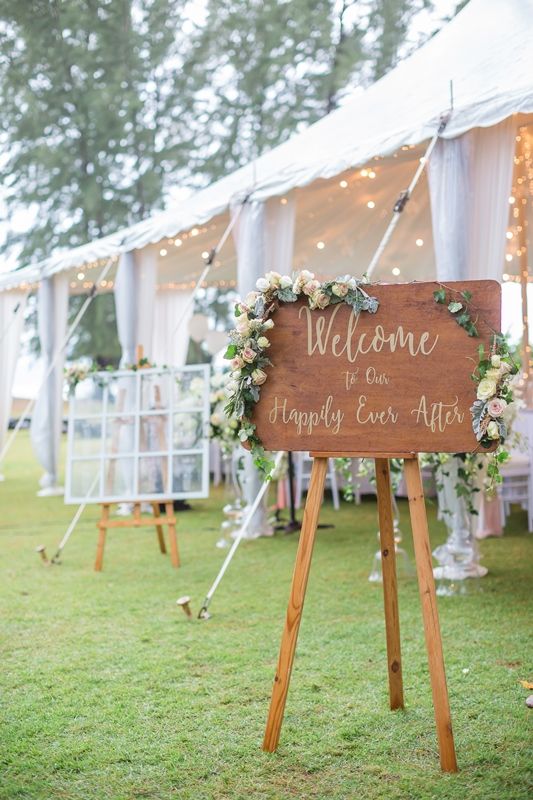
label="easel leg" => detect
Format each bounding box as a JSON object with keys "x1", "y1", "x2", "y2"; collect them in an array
[
  {"x1": 95, "y1": 504, "x2": 110, "y2": 572},
  {"x1": 152, "y1": 503, "x2": 167, "y2": 554},
  {"x1": 404, "y1": 457, "x2": 458, "y2": 773},
  {"x1": 375, "y1": 458, "x2": 404, "y2": 710},
  {"x1": 165, "y1": 501, "x2": 180, "y2": 568},
  {"x1": 263, "y1": 456, "x2": 328, "y2": 752}
]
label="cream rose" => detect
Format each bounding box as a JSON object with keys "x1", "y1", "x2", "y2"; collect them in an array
[
  {"x1": 245, "y1": 291, "x2": 259, "y2": 306},
  {"x1": 280, "y1": 275, "x2": 292, "y2": 289},
  {"x1": 210, "y1": 413, "x2": 222, "y2": 426},
  {"x1": 256, "y1": 277, "x2": 270, "y2": 292},
  {"x1": 251, "y1": 368, "x2": 267, "y2": 385},
  {"x1": 257, "y1": 336, "x2": 270, "y2": 348},
  {"x1": 242, "y1": 347, "x2": 256, "y2": 363},
  {"x1": 487, "y1": 420, "x2": 500, "y2": 440},
  {"x1": 331, "y1": 282, "x2": 348, "y2": 297},
  {"x1": 309, "y1": 290, "x2": 329, "y2": 309},
  {"x1": 491, "y1": 354, "x2": 501, "y2": 368},
  {"x1": 236, "y1": 317, "x2": 251, "y2": 336},
  {"x1": 487, "y1": 397, "x2": 507, "y2": 417},
  {"x1": 477, "y1": 377, "x2": 497, "y2": 401},
  {"x1": 231, "y1": 356, "x2": 244, "y2": 369},
  {"x1": 262, "y1": 319, "x2": 275, "y2": 330}
]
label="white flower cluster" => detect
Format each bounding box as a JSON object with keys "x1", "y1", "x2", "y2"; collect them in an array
[
  {"x1": 475, "y1": 354, "x2": 513, "y2": 441},
  {"x1": 209, "y1": 370, "x2": 239, "y2": 454}
]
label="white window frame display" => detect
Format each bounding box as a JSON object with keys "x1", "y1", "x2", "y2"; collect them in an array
[{"x1": 65, "y1": 365, "x2": 210, "y2": 504}]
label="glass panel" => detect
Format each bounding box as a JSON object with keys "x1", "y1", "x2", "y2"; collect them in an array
[
  {"x1": 173, "y1": 370, "x2": 206, "y2": 409},
  {"x1": 173, "y1": 413, "x2": 203, "y2": 450},
  {"x1": 71, "y1": 459, "x2": 100, "y2": 499},
  {"x1": 139, "y1": 456, "x2": 168, "y2": 495},
  {"x1": 72, "y1": 419, "x2": 102, "y2": 457},
  {"x1": 139, "y1": 414, "x2": 169, "y2": 452},
  {"x1": 72, "y1": 377, "x2": 105, "y2": 417},
  {"x1": 103, "y1": 416, "x2": 136, "y2": 456},
  {"x1": 107, "y1": 374, "x2": 137, "y2": 415},
  {"x1": 104, "y1": 457, "x2": 135, "y2": 497},
  {"x1": 141, "y1": 372, "x2": 170, "y2": 411},
  {"x1": 172, "y1": 454, "x2": 203, "y2": 494}
]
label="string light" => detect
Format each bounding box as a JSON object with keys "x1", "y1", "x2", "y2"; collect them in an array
[
  {"x1": 367, "y1": 200, "x2": 375, "y2": 209},
  {"x1": 509, "y1": 195, "x2": 516, "y2": 204},
  {"x1": 174, "y1": 238, "x2": 182, "y2": 247},
  {"x1": 415, "y1": 238, "x2": 424, "y2": 247},
  {"x1": 159, "y1": 248, "x2": 167, "y2": 256},
  {"x1": 201, "y1": 251, "x2": 209, "y2": 259},
  {"x1": 190, "y1": 228, "x2": 199, "y2": 237},
  {"x1": 77, "y1": 272, "x2": 85, "y2": 280},
  {"x1": 360, "y1": 169, "x2": 368, "y2": 177},
  {"x1": 339, "y1": 180, "x2": 348, "y2": 188},
  {"x1": 368, "y1": 170, "x2": 376, "y2": 179},
  {"x1": 280, "y1": 197, "x2": 288, "y2": 204},
  {"x1": 316, "y1": 241, "x2": 325, "y2": 250},
  {"x1": 392, "y1": 267, "x2": 401, "y2": 276},
  {"x1": 505, "y1": 253, "x2": 513, "y2": 262},
  {"x1": 506, "y1": 231, "x2": 513, "y2": 239}
]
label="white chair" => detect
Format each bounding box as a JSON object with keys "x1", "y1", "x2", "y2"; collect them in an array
[
  {"x1": 498, "y1": 410, "x2": 533, "y2": 532},
  {"x1": 294, "y1": 452, "x2": 340, "y2": 510}
]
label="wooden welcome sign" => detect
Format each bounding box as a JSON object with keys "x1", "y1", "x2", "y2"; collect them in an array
[
  {"x1": 254, "y1": 280, "x2": 500, "y2": 454},
  {"x1": 258, "y1": 280, "x2": 501, "y2": 774}
]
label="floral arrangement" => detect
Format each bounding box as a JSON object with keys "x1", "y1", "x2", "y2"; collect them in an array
[
  {"x1": 209, "y1": 370, "x2": 240, "y2": 456},
  {"x1": 224, "y1": 269, "x2": 379, "y2": 476},
  {"x1": 64, "y1": 363, "x2": 91, "y2": 393}
]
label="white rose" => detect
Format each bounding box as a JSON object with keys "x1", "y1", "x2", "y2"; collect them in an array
[
  {"x1": 210, "y1": 413, "x2": 222, "y2": 426},
  {"x1": 280, "y1": 275, "x2": 292, "y2": 289},
  {"x1": 245, "y1": 291, "x2": 259, "y2": 306},
  {"x1": 257, "y1": 336, "x2": 270, "y2": 348},
  {"x1": 263, "y1": 319, "x2": 275, "y2": 330},
  {"x1": 256, "y1": 277, "x2": 270, "y2": 292},
  {"x1": 236, "y1": 317, "x2": 251, "y2": 336},
  {"x1": 477, "y1": 377, "x2": 497, "y2": 401},
  {"x1": 487, "y1": 420, "x2": 500, "y2": 440},
  {"x1": 265, "y1": 271, "x2": 281, "y2": 286}
]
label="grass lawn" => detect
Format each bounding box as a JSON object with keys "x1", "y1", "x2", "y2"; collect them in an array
[{"x1": 1, "y1": 432, "x2": 532, "y2": 800}]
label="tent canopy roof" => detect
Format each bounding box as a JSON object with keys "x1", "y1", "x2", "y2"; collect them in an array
[{"x1": 2, "y1": 0, "x2": 533, "y2": 292}]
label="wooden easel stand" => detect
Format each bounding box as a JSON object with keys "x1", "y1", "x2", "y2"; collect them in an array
[
  {"x1": 262, "y1": 453, "x2": 458, "y2": 773},
  {"x1": 95, "y1": 501, "x2": 179, "y2": 571}
]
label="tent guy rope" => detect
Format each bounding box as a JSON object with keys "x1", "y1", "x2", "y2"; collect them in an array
[{"x1": 197, "y1": 450, "x2": 284, "y2": 620}]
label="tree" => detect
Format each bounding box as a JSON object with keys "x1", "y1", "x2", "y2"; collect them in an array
[{"x1": 0, "y1": 0, "x2": 192, "y2": 265}]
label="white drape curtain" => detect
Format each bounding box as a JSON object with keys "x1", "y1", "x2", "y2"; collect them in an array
[
  {"x1": 232, "y1": 195, "x2": 296, "y2": 537},
  {"x1": 428, "y1": 116, "x2": 516, "y2": 548},
  {"x1": 30, "y1": 274, "x2": 69, "y2": 491},
  {"x1": 114, "y1": 249, "x2": 157, "y2": 364},
  {"x1": 152, "y1": 290, "x2": 193, "y2": 367},
  {"x1": 0, "y1": 291, "x2": 27, "y2": 476},
  {"x1": 429, "y1": 116, "x2": 516, "y2": 280}
]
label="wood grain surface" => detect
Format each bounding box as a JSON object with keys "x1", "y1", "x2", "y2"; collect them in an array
[{"x1": 253, "y1": 280, "x2": 500, "y2": 454}]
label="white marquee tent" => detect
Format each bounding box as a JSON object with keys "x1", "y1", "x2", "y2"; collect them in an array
[{"x1": 1, "y1": 0, "x2": 533, "y2": 497}]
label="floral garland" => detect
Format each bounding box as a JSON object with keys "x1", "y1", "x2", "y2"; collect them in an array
[
  {"x1": 433, "y1": 285, "x2": 518, "y2": 450},
  {"x1": 224, "y1": 270, "x2": 379, "y2": 476}
]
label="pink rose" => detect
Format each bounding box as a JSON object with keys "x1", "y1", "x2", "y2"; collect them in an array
[
  {"x1": 302, "y1": 279, "x2": 321, "y2": 296},
  {"x1": 242, "y1": 347, "x2": 256, "y2": 364},
  {"x1": 251, "y1": 368, "x2": 267, "y2": 385},
  {"x1": 231, "y1": 356, "x2": 244, "y2": 369},
  {"x1": 487, "y1": 397, "x2": 507, "y2": 418}
]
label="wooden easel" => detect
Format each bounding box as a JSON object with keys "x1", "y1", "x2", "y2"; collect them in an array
[
  {"x1": 262, "y1": 452, "x2": 458, "y2": 773},
  {"x1": 95, "y1": 501, "x2": 179, "y2": 571},
  {"x1": 94, "y1": 346, "x2": 179, "y2": 572}
]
